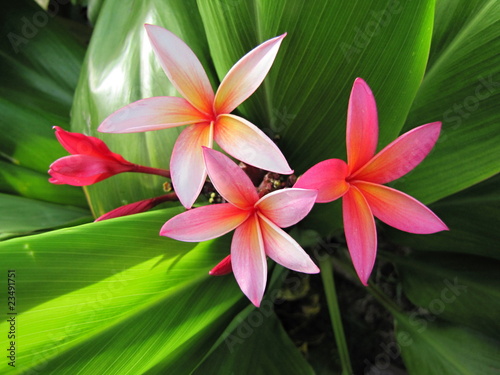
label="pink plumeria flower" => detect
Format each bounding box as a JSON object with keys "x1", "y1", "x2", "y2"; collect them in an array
[
  {"x1": 161, "y1": 147, "x2": 319, "y2": 307},
  {"x1": 99, "y1": 24, "x2": 292, "y2": 209},
  {"x1": 49, "y1": 126, "x2": 170, "y2": 186},
  {"x1": 295, "y1": 78, "x2": 448, "y2": 285}
]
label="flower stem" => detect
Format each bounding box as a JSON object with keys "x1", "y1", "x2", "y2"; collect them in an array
[
  {"x1": 319, "y1": 257, "x2": 353, "y2": 375},
  {"x1": 133, "y1": 164, "x2": 171, "y2": 178}
]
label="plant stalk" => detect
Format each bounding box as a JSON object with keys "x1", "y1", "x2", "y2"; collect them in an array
[{"x1": 319, "y1": 257, "x2": 353, "y2": 375}]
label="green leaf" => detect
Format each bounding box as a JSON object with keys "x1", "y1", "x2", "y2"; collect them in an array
[
  {"x1": 0, "y1": 193, "x2": 91, "y2": 235},
  {"x1": 391, "y1": 252, "x2": 500, "y2": 338},
  {"x1": 0, "y1": 209, "x2": 247, "y2": 374},
  {"x1": 388, "y1": 174, "x2": 500, "y2": 259},
  {"x1": 0, "y1": 160, "x2": 87, "y2": 208},
  {"x1": 0, "y1": 0, "x2": 88, "y2": 208},
  {"x1": 395, "y1": 316, "x2": 500, "y2": 375},
  {"x1": 198, "y1": 0, "x2": 435, "y2": 171},
  {"x1": 71, "y1": 0, "x2": 216, "y2": 215},
  {"x1": 194, "y1": 307, "x2": 315, "y2": 375},
  {"x1": 396, "y1": 0, "x2": 500, "y2": 203}
]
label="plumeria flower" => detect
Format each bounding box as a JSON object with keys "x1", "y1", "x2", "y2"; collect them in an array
[
  {"x1": 294, "y1": 78, "x2": 448, "y2": 285},
  {"x1": 161, "y1": 147, "x2": 319, "y2": 307},
  {"x1": 49, "y1": 126, "x2": 170, "y2": 186},
  {"x1": 99, "y1": 24, "x2": 292, "y2": 208}
]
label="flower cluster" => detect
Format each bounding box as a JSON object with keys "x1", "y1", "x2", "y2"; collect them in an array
[{"x1": 50, "y1": 25, "x2": 447, "y2": 306}]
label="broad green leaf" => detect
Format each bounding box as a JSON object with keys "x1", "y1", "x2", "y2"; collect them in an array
[
  {"x1": 397, "y1": 0, "x2": 500, "y2": 203},
  {"x1": 71, "y1": 0, "x2": 217, "y2": 215},
  {"x1": 0, "y1": 193, "x2": 91, "y2": 235},
  {"x1": 198, "y1": 0, "x2": 435, "y2": 172},
  {"x1": 388, "y1": 174, "x2": 500, "y2": 259},
  {"x1": 395, "y1": 315, "x2": 500, "y2": 375},
  {"x1": 194, "y1": 307, "x2": 315, "y2": 375},
  {"x1": 391, "y1": 252, "x2": 500, "y2": 338},
  {"x1": 193, "y1": 266, "x2": 315, "y2": 374},
  {"x1": 0, "y1": 209, "x2": 247, "y2": 374},
  {"x1": 0, "y1": 0, "x2": 88, "y2": 207},
  {"x1": 0, "y1": 160, "x2": 87, "y2": 208},
  {"x1": 429, "y1": 0, "x2": 488, "y2": 67},
  {"x1": 87, "y1": 0, "x2": 105, "y2": 24}
]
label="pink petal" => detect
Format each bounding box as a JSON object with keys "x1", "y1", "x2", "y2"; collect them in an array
[
  {"x1": 294, "y1": 159, "x2": 349, "y2": 203},
  {"x1": 342, "y1": 186, "x2": 377, "y2": 285},
  {"x1": 95, "y1": 194, "x2": 175, "y2": 222},
  {"x1": 53, "y1": 126, "x2": 126, "y2": 162},
  {"x1": 170, "y1": 123, "x2": 213, "y2": 209},
  {"x1": 48, "y1": 155, "x2": 133, "y2": 186},
  {"x1": 355, "y1": 181, "x2": 449, "y2": 234},
  {"x1": 160, "y1": 203, "x2": 251, "y2": 241},
  {"x1": 346, "y1": 78, "x2": 379, "y2": 173},
  {"x1": 231, "y1": 214, "x2": 267, "y2": 307},
  {"x1": 202, "y1": 147, "x2": 258, "y2": 209},
  {"x1": 258, "y1": 213, "x2": 320, "y2": 274},
  {"x1": 98, "y1": 97, "x2": 208, "y2": 133},
  {"x1": 256, "y1": 188, "x2": 317, "y2": 228},
  {"x1": 352, "y1": 122, "x2": 442, "y2": 184},
  {"x1": 214, "y1": 34, "x2": 286, "y2": 114},
  {"x1": 209, "y1": 255, "x2": 233, "y2": 276},
  {"x1": 214, "y1": 114, "x2": 293, "y2": 174},
  {"x1": 144, "y1": 24, "x2": 214, "y2": 116},
  {"x1": 48, "y1": 177, "x2": 64, "y2": 185}
]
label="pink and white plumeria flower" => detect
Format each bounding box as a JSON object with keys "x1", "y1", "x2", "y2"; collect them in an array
[
  {"x1": 161, "y1": 147, "x2": 319, "y2": 307},
  {"x1": 98, "y1": 24, "x2": 292, "y2": 209},
  {"x1": 295, "y1": 78, "x2": 448, "y2": 285}
]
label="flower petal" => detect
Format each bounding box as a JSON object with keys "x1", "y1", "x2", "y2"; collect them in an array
[
  {"x1": 294, "y1": 159, "x2": 349, "y2": 203},
  {"x1": 170, "y1": 123, "x2": 213, "y2": 209},
  {"x1": 231, "y1": 214, "x2": 267, "y2": 307},
  {"x1": 48, "y1": 155, "x2": 133, "y2": 186},
  {"x1": 346, "y1": 78, "x2": 379, "y2": 173},
  {"x1": 355, "y1": 181, "x2": 449, "y2": 234},
  {"x1": 202, "y1": 147, "x2": 258, "y2": 209},
  {"x1": 95, "y1": 194, "x2": 176, "y2": 222},
  {"x1": 144, "y1": 24, "x2": 214, "y2": 115},
  {"x1": 53, "y1": 126, "x2": 125, "y2": 162},
  {"x1": 342, "y1": 186, "x2": 377, "y2": 285},
  {"x1": 258, "y1": 213, "x2": 320, "y2": 274},
  {"x1": 98, "y1": 97, "x2": 208, "y2": 133},
  {"x1": 214, "y1": 114, "x2": 293, "y2": 174},
  {"x1": 256, "y1": 188, "x2": 317, "y2": 228},
  {"x1": 214, "y1": 34, "x2": 286, "y2": 114},
  {"x1": 352, "y1": 122, "x2": 442, "y2": 184},
  {"x1": 209, "y1": 255, "x2": 233, "y2": 276},
  {"x1": 160, "y1": 203, "x2": 250, "y2": 241},
  {"x1": 95, "y1": 198, "x2": 158, "y2": 222}
]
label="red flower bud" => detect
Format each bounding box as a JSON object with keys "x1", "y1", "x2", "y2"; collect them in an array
[{"x1": 49, "y1": 127, "x2": 136, "y2": 186}]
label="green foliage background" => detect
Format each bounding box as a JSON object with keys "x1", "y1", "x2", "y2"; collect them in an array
[{"x1": 0, "y1": 0, "x2": 498, "y2": 373}]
